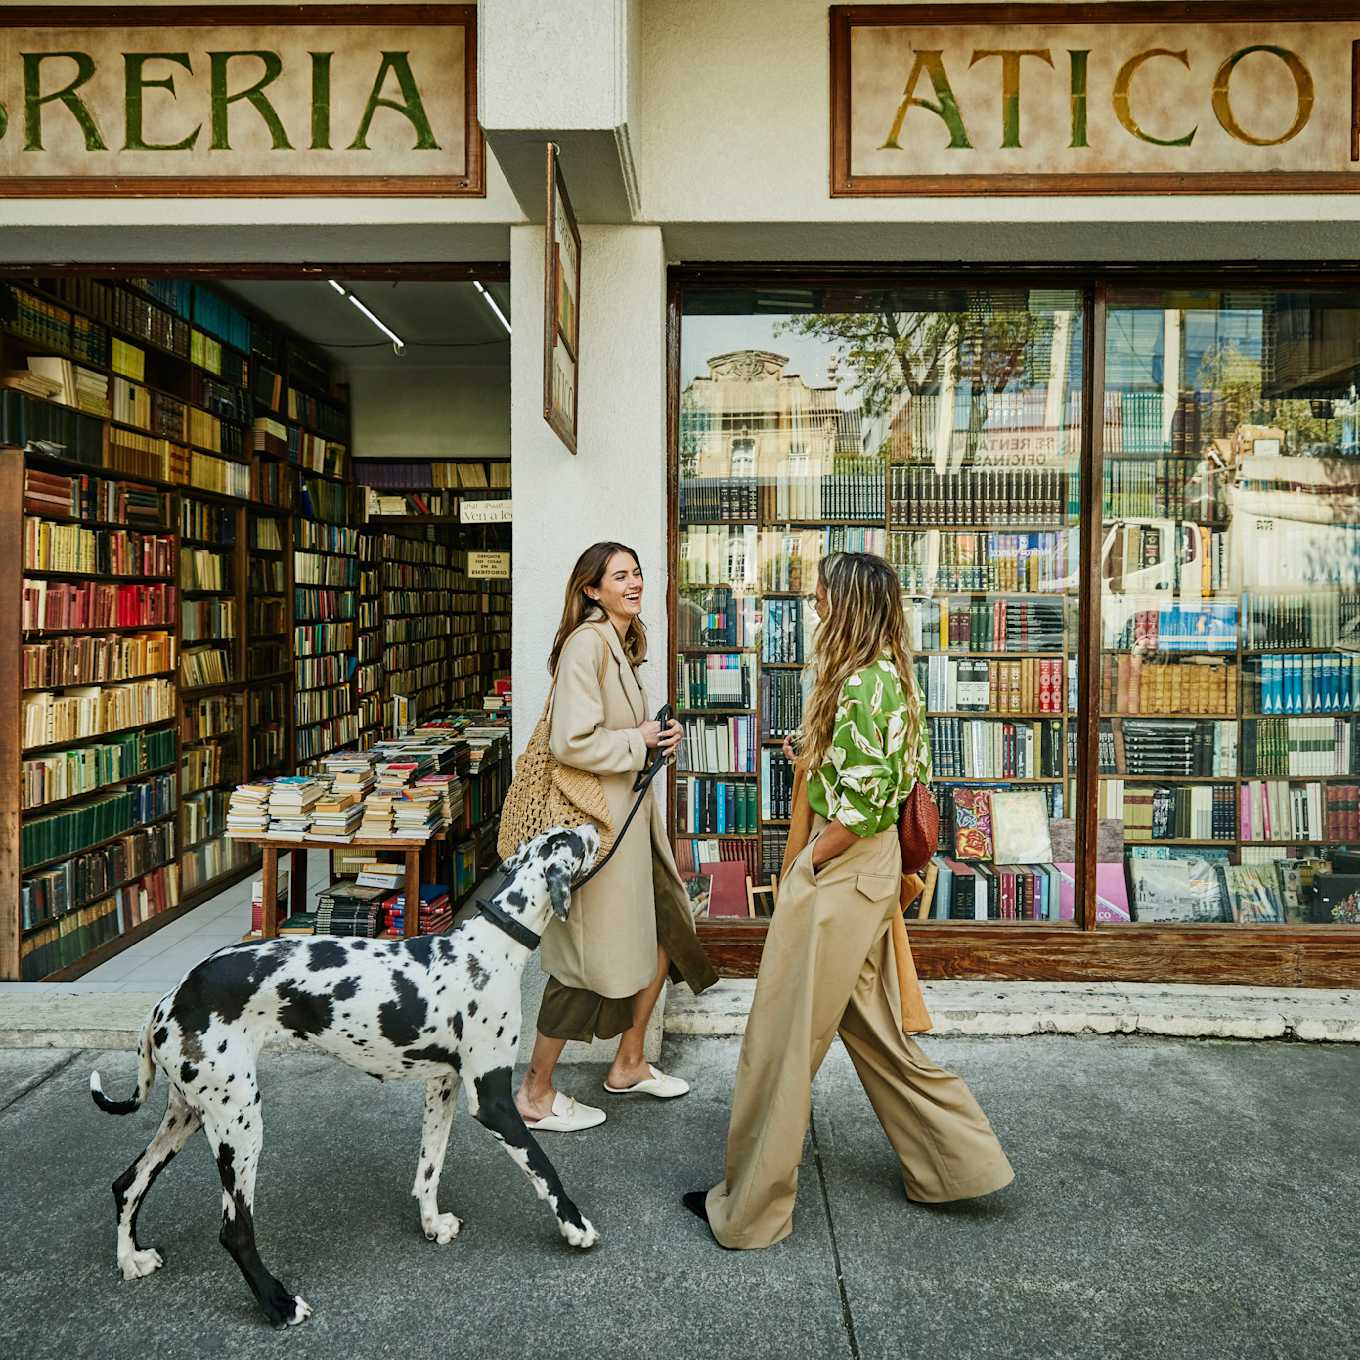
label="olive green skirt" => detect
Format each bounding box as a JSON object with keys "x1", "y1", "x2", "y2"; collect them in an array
[
  {"x1": 536, "y1": 852, "x2": 720, "y2": 1043},
  {"x1": 537, "y1": 979, "x2": 636, "y2": 1043}
]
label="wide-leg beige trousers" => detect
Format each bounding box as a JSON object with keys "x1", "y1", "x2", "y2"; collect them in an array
[{"x1": 705, "y1": 821, "x2": 1014, "y2": 1250}]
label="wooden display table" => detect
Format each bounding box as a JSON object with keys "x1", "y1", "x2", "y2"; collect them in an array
[{"x1": 233, "y1": 833, "x2": 446, "y2": 939}]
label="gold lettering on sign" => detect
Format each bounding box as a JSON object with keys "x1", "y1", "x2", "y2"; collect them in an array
[
  {"x1": 1112, "y1": 48, "x2": 1197, "y2": 147},
  {"x1": 969, "y1": 48, "x2": 1053, "y2": 148},
  {"x1": 879, "y1": 50, "x2": 972, "y2": 150},
  {"x1": 1068, "y1": 50, "x2": 1090, "y2": 149},
  {"x1": 1212, "y1": 45, "x2": 1314, "y2": 146}
]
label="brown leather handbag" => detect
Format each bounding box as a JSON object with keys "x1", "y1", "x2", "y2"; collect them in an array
[{"x1": 897, "y1": 780, "x2": 940, "y2": 877}]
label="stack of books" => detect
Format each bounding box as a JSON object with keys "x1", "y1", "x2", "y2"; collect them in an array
[
  {"x1": 322, "y1": 751, "x2": 377, "y2": 799},
  {"x1": 266, "y1": 776, "x2": 326, "y2": 838},
  {"x1": 356, "y1": 795, "x2": 397, "y2": 838},
  {"x1": 226, "y1": 782, "x2": 272, "y2": 838},
  {"x1": 392, "y1": 787, "x2": 446, "y2": 840},
  {"x1": 307, "y1": 789, "x2": 366, "y2": 843},
  {"x1": 417, "y1": 772, "x2": 464, "y2": 827},
  {"x1": 314, "y1": 880, "x2": 388, "y2": 937},
  {"x1": 384, "y1": 882, "x2": 452, "y2": 936}
]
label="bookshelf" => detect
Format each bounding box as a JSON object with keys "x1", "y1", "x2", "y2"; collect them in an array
[
  {"x1": 670, "y1": 278, "x2": 1360, "y2": 987},
  {"x1": 355, "y1": 458, "x2": 512, "y2": 710},
  {"x1": 0, "y1": 274, "x2": 360, "y2": 978},
  {"x1": 671, "y1": 347, "x2": 1083, "y2": 923}
]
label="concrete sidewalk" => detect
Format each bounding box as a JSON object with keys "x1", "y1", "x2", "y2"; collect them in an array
[{"x1": 2, "y1": 1033, "x2": 1357, "y2": 1360}]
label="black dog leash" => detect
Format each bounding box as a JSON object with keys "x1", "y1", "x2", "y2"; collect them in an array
[{"x1": 477, "y1": 705, "x2": 676, "y2": 947}]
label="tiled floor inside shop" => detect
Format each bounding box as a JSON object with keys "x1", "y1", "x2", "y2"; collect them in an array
[{"x1": 70, "y1": 858, "x2": 335, "y2": 994}]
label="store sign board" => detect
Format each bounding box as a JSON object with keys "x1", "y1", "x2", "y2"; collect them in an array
[
  {"x1": 461, "y1": 499, "x2": 512, "y2": 524},
  {"x1": 0, "y1": 5, "x2": 483, "y2": 196},
  {"x1": 467, "y1": 550, "x2": 510, "y2": 578},
  {"x1": 831, "y1": 4, "x2": 1360, "y2": 195},
  {"x1": 544, "y1": 142, "x2": 581, "y2": 454}
]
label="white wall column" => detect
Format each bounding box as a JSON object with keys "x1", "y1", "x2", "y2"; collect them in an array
[{"x1": 510, "y1": 223, "x2": 668, "y2": 754}]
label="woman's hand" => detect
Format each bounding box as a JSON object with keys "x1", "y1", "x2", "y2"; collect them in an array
[
  {"x1": 810, "y1": 820, "x2": 857, "y2": 871},
  {"x1": 640, "y1": 717, "x2": 683, "y2": 757},
  {"x1": 782, "y1": 734, "x2": 799, "y2": 763}
]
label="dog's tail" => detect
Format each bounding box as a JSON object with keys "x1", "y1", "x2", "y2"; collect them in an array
[{"x1": 90, "y1": 1014, "x2": 157, "y2": 1116}]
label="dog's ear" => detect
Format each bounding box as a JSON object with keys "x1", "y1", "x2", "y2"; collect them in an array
[{"x1": 544, "y1": 857, "x2": 574, "y2": 921}]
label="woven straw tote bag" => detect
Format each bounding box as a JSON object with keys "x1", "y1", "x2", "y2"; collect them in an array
[{"x1": 497, "y1": 648, "x2": 616, "y2": 863}]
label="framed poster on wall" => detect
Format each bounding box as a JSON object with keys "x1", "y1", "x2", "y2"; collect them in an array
[
  {"x1": 544, "y1": 142, "x2": 581, "y2": 454},
  {"x1": 0, "y1": 3, "x2": 484, "y2": 196}
]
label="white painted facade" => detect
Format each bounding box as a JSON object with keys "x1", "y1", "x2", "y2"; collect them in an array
[{"x1": 3, "y1": 0, "x2": 1356, "y2": 755}]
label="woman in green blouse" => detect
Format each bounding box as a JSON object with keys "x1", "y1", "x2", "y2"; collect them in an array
[{"x1": 687, "y1": 552, "x2": 1013, "y2": 1249}]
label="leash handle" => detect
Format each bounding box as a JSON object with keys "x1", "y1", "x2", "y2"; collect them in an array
[{"x1": 574, "y1": 705, "x2": 674, "y2": 891}]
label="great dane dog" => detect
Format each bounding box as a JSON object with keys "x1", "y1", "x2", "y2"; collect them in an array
[{"x1": 90, "y1": 826, "x2": 600, "y2": 1327}]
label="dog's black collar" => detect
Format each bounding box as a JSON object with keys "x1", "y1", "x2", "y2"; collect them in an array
[{"x1": 475, "y1": 897, "x2": 541, "y2": 950}]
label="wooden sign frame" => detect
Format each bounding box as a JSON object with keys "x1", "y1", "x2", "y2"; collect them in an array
[
  {"x1": 0, "y1": 4, "x2": 484, "y2": 197},
  {"x1": 543, "y1": 142, "x2": 582, "y2": 454},
  {"x1": 830, "y1": 2, "x2": 1360, "y2": 197}
]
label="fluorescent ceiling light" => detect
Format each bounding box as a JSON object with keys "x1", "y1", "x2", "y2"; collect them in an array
[
  {"x1": 327, "y1": 279, "x2": 405, "y2": 354},
  {"x1": 474, "y1": 279, "x2": 511, "y2": 335}
]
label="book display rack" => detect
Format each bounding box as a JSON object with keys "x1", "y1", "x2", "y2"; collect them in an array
[
  {"x1": 672, "y1": 277, "x2": 1360, "y2": 987},
  {"x1": 2, "y1": 275, "x2": 364, "y2": 979}
]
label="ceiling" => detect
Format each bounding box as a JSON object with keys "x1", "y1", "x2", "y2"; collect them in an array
[{"x1": 222, "y1": 278, "x2": 511, "y2": 374}]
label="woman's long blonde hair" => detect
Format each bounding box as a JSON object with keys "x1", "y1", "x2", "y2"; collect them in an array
[
  {"x1": 548, "y1": 542, "x2": 648, "y2": 674},
  {"x1": 800, "y1": 552, "x2": 919, "y2": 770}
]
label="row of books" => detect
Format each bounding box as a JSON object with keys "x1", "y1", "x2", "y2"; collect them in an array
[
  {"x1": 182, "y1": 598, "x2": 236, "y2": 642},
  {"x1": 676, "y1": 525, "x2": 889, "y2": 591},
  {"x1": 180, "y1": 548, "x2": 231, "y2": 592},
  {"x1": 1100, "y1": 718, "x2": 1239, "y2": 777},
  {"x1": 928, "y1": 858, "x2": 1065, "y2": 922},
  {"x1": 752, "y1": 466, "x2": 886, "y2": 523},
  {"x1": 760, "y1": 597, "x2": 810, "y2": 664},
  {"x1": 1104, "y1": 521, "x2": 1228, "y2": 597},
  {"x1": 1101, "y1": 655, "x2": 1237, "y2": 716},
  {"x1": 180, "y1": 647, "x2": 234, "y2": 690},
  {"x1": 914, "y1": 655, "x2": 1069, "y2": 714},
  {"x1": 1239, "y1": 781, "x2": 1360, "y2": 845},
  {"x1": 1, "y1": 388, "x2": 105, "y2": 464},
  {"x1": 927, "y1": 717, "x2": 1065, "y2": 780},
  {"x1": 1103, "y1": 601, "x2": 1238, "y2": 653},
  {"x1": 675, "y1": 775, "x2": 760, "y2": 836},
  {"x1": 353, "y1": 458, "x2": 508, "y2": 490},
  {"x1": 676, "y1": 586, "x2": 758, "y2": 649},
  {"x1": 760, "y1": 670, "x2": 804, "y2": 739},
  {"x1": 1099, "y1": 781, "x2": 1237, "y2": 841},
  {"x1": 906, "y1": 598, "x2": 1067, "y2": 655},
  {"x1": 889, "y1": 529, "x2": 1075, "y2": 594},
  {"x1": 1245, "y1": 653, "x2": 1360, "y2": 716},
  {"x1": 294, "y1": 551, "x2": 358, "y2": 587},
  {"x1": 22, "y1": 815, "x2": 176, "y2": 929},
  {"x1": 23, "y1": 520, "x2": 175, "y2": 577},
  {"x1": 18, "y1": 864, "x2": 179, "y2": 980},
  {"x1": 1241, "y1": 590, "x2": 1360, "y2": 651},
  {"x1": 19, "y1": 775, "x2": 175, "y2": 871},
  {"x1": 1245, "y1": 717, "x2": 1360, "y2": 778},
  {"x1": 889, "y1": 467, "x2": 1071, "y2": 527},
  {"x1": 21, "y1": 679, "x2": 176, "y2": 750},
  {"x1": 679, "y1": 715, "x2": 758, "y2": 775},
  {"x1": 759, "y1": 750, "x2": 797, "y2": 822},
  {"x1": 179, "y1": 497, "x2": 236, "y2": 544},
  {"x1": 20, "y1": 725, "x2": 176, "y2": 813},
  {"x1": 5, "y1": 285, "x2": 111, "y2": 367},
  {"x1": 22, "y1": 631, "x2": 175, "y2": 689},
  {"x1": 23, "y1": 467, "x2": 166, "y2": 529},
  {"x1": 676, "y1": 653, "x2": 757, "y2": 711},
  {"x1": 1102, "y1": 456, "x2": 1227, "y2": 522}
]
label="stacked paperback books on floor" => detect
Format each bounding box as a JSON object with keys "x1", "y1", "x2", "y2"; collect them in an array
[
  {"x1": 249, "y1": 869, "x2": 290, "y2": 934},
  {"x1": 385, "y1": 883, "x2": 452, "y2": 936},
  {"x1": 314, "y1": 880, "x2": 389, "y2": 937}
]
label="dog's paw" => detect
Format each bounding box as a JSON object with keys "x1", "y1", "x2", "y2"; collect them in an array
[
  {"x1": 286, "y1": 1295, "x2": 313, "y2": 1327},
  {"x1": 422, "y1": 1212, "x2": 462, "y2": 1245},
  {"x1": 560, "y1": 1215, "x2": 599, "y2": 1250},
  {"x1": 119, "y1": 1247, "x2": 164, "y2": 1280}
]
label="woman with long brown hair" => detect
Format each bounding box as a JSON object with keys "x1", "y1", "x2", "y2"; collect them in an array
[
  {"x1": 514, "y1": 541, "x2": 718, "y2": 1133},
  {"x1": 687, "y1": 551, "x2": 1013, "y2": 1246}
]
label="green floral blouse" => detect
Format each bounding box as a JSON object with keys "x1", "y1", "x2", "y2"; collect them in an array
[{"x1": 807, "y1": 657, "x2": 931, "y2": 837}]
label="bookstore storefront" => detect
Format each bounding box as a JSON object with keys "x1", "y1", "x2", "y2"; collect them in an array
[
  {"x1": 645, "y1": 3, "x2": 1360, "y2": 989},
  {"x1": 6, "y1": 1, "x2": 1360, "y2": 989}
]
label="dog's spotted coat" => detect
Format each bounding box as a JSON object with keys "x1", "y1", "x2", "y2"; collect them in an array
[{"x1": 91, "y1": 827, "x2": 600, "y2": 1328}]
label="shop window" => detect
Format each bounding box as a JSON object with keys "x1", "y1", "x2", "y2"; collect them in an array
[
  {"x1": 675, "y1": 286, "x2": 1085, "y2": 925},
  {"x1": 1102, "y1": 288, "x2": 1360, "y2": 928}
]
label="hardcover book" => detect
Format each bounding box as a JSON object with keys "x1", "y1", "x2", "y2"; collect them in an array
[{"x1": 951, "y1": 789, "x2": 993, "y2": 861}]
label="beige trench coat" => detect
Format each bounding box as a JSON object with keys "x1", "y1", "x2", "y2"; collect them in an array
[{"x1": 542, "y1": 616, "x2": 716, "y2": 999}]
